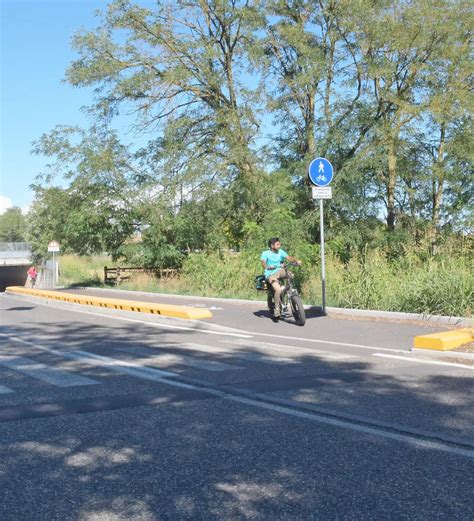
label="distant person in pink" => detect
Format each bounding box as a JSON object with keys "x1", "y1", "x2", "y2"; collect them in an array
[{"x1": 26, "y1": 266, "x2": 38, "y2": 288}]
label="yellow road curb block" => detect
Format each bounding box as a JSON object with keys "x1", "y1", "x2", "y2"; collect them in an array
[
  {"x1": 6, "y1": 286, "x2": 212, "y2": 320},
  {"x1": 414, "y1": 328, "x2": 473, "y2": 351}
]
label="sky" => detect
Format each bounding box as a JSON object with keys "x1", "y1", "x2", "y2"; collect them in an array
[{"x1": 0, "y1": 0, "x2": 115, "y2": 213}]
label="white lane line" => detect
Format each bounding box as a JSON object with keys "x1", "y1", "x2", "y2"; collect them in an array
[
  {"x1": 373, "y1": 353, "x2": 474, "y2": 371},
  {"x1": 245, "y1": 331, "x2": 408, "y2": 353},
  {"x1": 0, "y1": 293, "x2": 408, "y2": 353},
  {"x1": 223, "y1": 395, "x2": 474, "y2": 460},
  {"x1": 225, "y1": 339, "x2": 358, "y2": 361},
  {"x1": 0, "y1": 333, "x2": 177, "y2": 382},
  {"x1": 116, "y1": 347, "x2": 241, "y2": 372},
  {"x1": 177, "y1": 342, "x2": 297, "y2": 365},
  {"x1": 0, "y1": 385, "x2": 14, "y2": 394},
  {"x1": 71, "y1": 350, "x2": 179, "y2": 380},
  {"x1": 0, "y1": 355, "x2": 99, "y2": 387},
  {"x1": 0, "y1": 294, "x2": 251, "y2": 338},
  {"x1": 0, "y1": 333, "x2": 472, "y2": 458}
]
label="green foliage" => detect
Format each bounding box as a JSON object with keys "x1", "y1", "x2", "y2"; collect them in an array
[
  {"x1": 26, "y1": 0, "x2": 473, "y2": 317},
  {"x1": 181, "y1": 251, "x2": 259, "y2": 299},
  {"x1": 0, "y1": 208, "x2": 26, "y2": 242},
  {"x1": 301, "y1": 246, "x2": 472, "y2": 317},
  {"x1": 58, "y1": 254, "x2": 109, "y2": 287},
  {"x1": 61, "y1": 239, "x2": 472, "y2": 316}
]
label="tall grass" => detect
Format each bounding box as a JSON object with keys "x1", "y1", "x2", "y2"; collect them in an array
[
  {"x1": 303, "y1": 251, "x2": 472, "y2": 317},
  {"x1": 59, "y1": 254, "x2": 109, "y2": 286},
  {"x1": 59, "y1": 250, "x2": 473, "y2": 317}
]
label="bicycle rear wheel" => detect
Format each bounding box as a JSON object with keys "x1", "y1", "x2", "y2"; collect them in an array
[
  {"x1": 267, "y1": 291, "x2": 274, "y2": 312},
  {"x1": 290, "y1": 295, "x2": 306, "y2": 326}
]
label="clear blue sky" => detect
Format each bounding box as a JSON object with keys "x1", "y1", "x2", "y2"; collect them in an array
[{"x1": 0, "y1": 0, "x2": 112, "y2": 212}]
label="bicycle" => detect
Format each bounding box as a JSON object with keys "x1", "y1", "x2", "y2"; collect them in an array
[{"x1": 255, "y1": 262, "x2": 306, "y2": 326}]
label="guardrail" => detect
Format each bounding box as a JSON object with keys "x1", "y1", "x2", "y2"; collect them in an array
[
  {"x1": 0, "y1": 242, "x2": 31, "y2": 251},
  {"x1": 0, "y1": 242, "x2": 31, "y2": 265}
]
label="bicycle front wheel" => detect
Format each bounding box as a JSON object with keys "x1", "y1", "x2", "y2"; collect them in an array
[{"x1": 290, "y1": 295, "x2": 306, "y2": 326}]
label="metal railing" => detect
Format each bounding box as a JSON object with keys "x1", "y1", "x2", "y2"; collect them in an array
[{"x1": 0, "y1": 242, "x2": 31, "y2": 252}]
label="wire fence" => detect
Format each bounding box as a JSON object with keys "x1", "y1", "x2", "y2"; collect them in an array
[{"x1": 38, "y1": 261, "x2": 56, "y2": 289}]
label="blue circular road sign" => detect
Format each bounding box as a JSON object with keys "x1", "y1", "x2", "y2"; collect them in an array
[{"x1": 308, "y1": 157, "x2": 334, "y2": 187}]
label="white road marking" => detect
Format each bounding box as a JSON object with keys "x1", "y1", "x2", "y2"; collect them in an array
[
  {"x1": 116, "y1": 346, "x2": 241, "y2": 372},
  {"x1": 70, "y1": 350, "x2": 179, "y2": 380},
  {"x1": 225, "y1": 339, "x2": 358, "y2": 361},
  {"x1": 246, "y1": 331, "x2": 408, "y2": 353},
  {"x1": 0, "y1": 355, "x2": 99, "y2": 387},
  {"x1": 373, "y1": 353, "x2": 474, "y2": 371},
  {"x1": 0, "y1": 294, "x2": 251, "y2": 338},
  {"x1": 0, "y1": 333, "x2": 472, "y2": 458},
  {"x1": 0, "y1": 333, "x2": 177, "y2": 381},
  {"x1": 223, "y1": 395, "x2": 474, "y2": 460},
  {"x1": 0, "y1": 294, "x2": 410, "y2": 353}
]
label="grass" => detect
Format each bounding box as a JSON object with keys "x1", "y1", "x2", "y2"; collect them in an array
[
  {"x1": 59, "y1": 250, "x2": 473, "y2": 317},
  {"x1": 59, "y1": 254, "x2": 109, "y2": 287}
]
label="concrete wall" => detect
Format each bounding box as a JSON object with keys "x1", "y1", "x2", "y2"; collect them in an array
[{"x1": 0, "y1": 265, "x2": 30, "y2": 292}]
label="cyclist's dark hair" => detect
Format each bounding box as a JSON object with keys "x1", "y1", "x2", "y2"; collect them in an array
[{"x1": 268, "y1": 237, "x2": 280, "y2": 248}]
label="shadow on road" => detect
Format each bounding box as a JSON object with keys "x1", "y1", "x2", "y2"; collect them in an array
[
  {"x1": 253, "y1": 306, "x2": 325, "y2": 323},
  {"x1": 3, "y1": 306, "x2": 36, "y2": 311},
  {"x1": 0, "y1": 316, "x2": 473, "y2": 520}
]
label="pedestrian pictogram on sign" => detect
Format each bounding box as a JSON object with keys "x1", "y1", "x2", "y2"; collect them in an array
[{"x1": 308, "y1": 157, "x2": 334, "y2": 187}]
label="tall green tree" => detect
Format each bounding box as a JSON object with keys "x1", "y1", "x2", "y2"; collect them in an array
[
  {"x1": 354, "y1": 0, "x2": 466, "y2": 230},
  {"x1": 0, "y1": 207, "x2": 27, "y2": 242},
  {"x1": 66, "y1": 0, "x2": 268, "y2": 226},
  {"x1": 31, "y1": 125, "x2": 141, "y2": 258}
]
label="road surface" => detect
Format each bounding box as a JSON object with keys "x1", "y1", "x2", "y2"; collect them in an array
[{"x1": 0, "y1": 291, "x2": 473, "y2": 520}]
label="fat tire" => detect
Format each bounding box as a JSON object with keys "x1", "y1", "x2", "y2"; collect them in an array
[
  {"x1": 290, "y1": 295, "x2": 306, "y2": 326},
  {"x1": 267, "y1": 293, "x2": 274, "y2": 312}
]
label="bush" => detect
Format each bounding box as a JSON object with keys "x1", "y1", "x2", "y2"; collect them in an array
[
  {"x1": 303, "y1": 250, "x2": 472, "y2": 317},
  {"x1": 58, "y1": 245, "x2": 473, "y2": 317},
  {"x1": 59, "y1": 254, "x2": 108, "y2": 286}
]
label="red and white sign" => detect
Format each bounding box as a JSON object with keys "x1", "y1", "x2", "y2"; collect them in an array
[{"x1": 48, "y1": 240, "x2": 60, "y2": 253}]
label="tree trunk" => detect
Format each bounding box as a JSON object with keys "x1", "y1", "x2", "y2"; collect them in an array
[
  {"x1": 431, "y1": 123, "x2": 446, "y2": 231},
  {"x1": 386, "y1": 133, "x2": 398, "y2": 232},
  {"x1": 429, "y1": 123, "x2": 446, "y2": 254}
]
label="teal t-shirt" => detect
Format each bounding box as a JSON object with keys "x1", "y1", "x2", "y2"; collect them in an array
[{"x1": 260, "y1": 249, "x2": 288, "y2": 278}]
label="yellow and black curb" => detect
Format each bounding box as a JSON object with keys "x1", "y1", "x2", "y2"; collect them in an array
[
  {"x1": 414, "y1": 328, "x2": 473, "y2": 351},
  {"x1": 6, "y1": 286, "x2": 212, "y2": 321}
]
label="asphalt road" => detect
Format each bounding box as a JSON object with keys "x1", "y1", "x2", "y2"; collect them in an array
[{"x1": 0, "y1": 291, "x2": 473, "y2": 520}]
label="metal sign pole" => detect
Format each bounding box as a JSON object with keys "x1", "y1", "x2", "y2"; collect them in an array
[
  {"x1": 52, "y1": 251, "x2": 55, "y2": 288},
  {"x1": 308, "y1": 157, "x2": 333, "y2": 317},
  {"x1": 319, "y1": 199, "x2": 326, "y2": 314}
]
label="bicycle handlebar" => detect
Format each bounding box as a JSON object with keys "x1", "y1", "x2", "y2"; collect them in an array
[{"x1": 283, "y1": 261, "x2": 301, "y2": 267}]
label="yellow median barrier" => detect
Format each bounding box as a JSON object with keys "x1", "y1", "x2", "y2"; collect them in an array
[
  {"x1": 414, "y1": 328, "x2": 473, "y2": 351},
  {"x1": 6, "y1": 286, "x2": 212, "y2": 320}
]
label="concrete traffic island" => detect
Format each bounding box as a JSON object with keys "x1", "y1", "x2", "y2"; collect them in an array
[
  {"x1": 414, "y1": 329, "x2": 473, "y2": 351},
  {"x1": 5, "y1": 286, "x2": 213, "y2": 320}
]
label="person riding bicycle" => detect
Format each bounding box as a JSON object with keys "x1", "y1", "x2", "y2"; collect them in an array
[{"x1": 260, "y1": 237, "x2": 301, "y2": 321}]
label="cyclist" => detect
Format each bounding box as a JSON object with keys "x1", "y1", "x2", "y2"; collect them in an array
[{"x1": 260, "y1": 238, "x2": 301, "y2": 321}]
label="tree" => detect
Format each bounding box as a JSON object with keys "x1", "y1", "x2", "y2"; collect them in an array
[
  {"x1": 31, "y1": 125, "x2": 141, "y2": 259},
  {"x1": 66, "y1": 0, "x2": 269, "y2": 227},
  {"x1": 354, "y1": 0, "x2": 467, "y2": 230},
  {"x1": 30, "y1": 0, "x2": 472, "y2": 263},
  {"x1": 0, "y1": 207, "x2": 27, "y2": 242}
]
